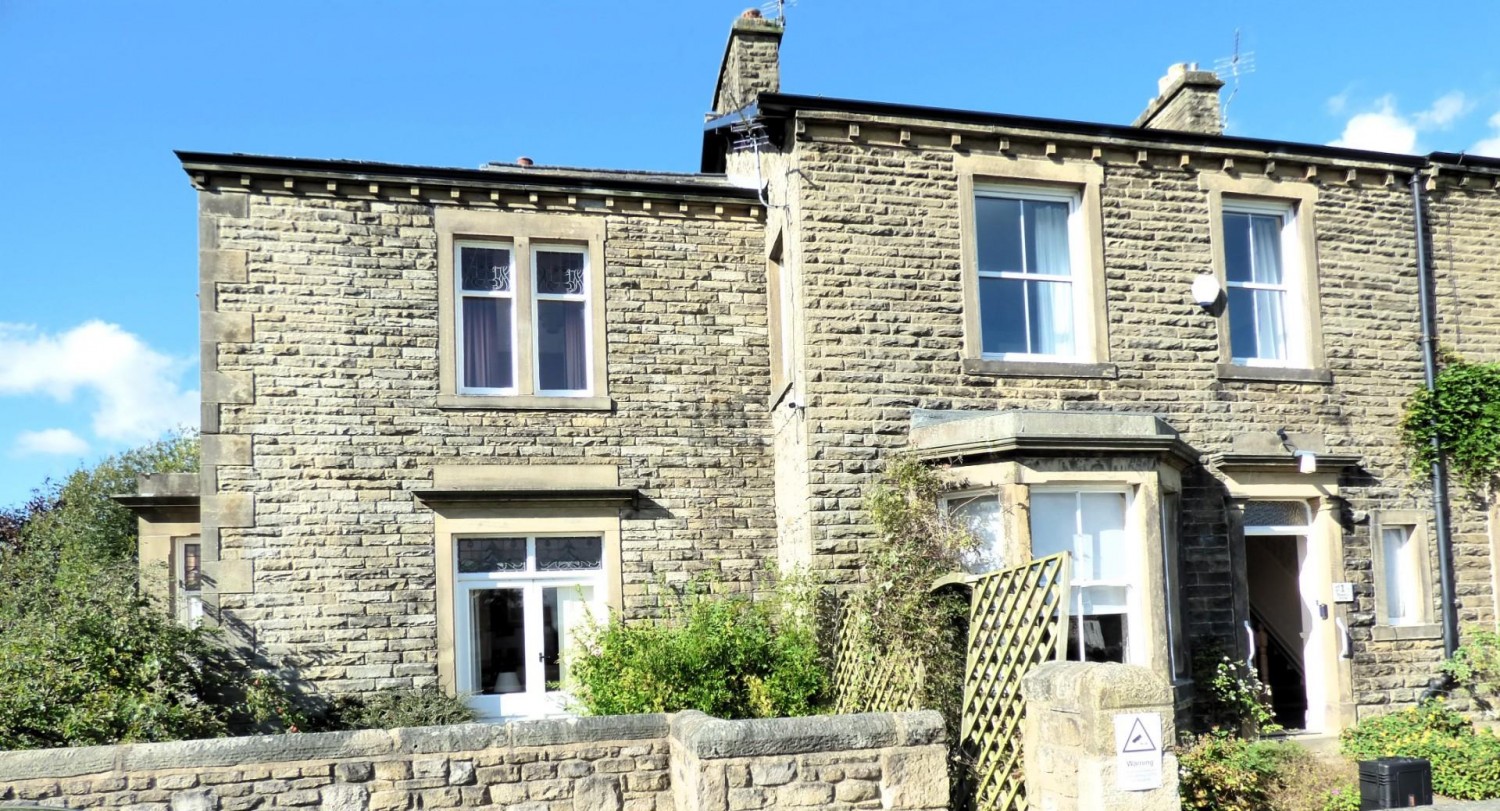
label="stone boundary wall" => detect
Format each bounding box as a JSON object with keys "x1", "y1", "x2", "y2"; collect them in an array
[{"x1": 0, "y1": 711, "x2": 946, "y2": 811}]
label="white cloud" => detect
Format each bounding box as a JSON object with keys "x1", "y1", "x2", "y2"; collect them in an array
[
  {"x1": 0, "y1": 321, "x2": 198, "y2": 444},
  {"x1": 1473, "y1": 112, "x2": 1500, "y2": 158},
  {"x1": 1329, "y1": 92, "x2": 1472, "y2": 154},
  {"x1": 1415, "y1": 91, "x2": 1470, "y2": 129},
  {"x1": 13, "y1": 428, "x2": 89, "y2": 457}
]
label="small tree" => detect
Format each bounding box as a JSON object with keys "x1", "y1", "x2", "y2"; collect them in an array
[
  {"x1": 0, "y1": 433, "x2": 304, "y2": 749},
  {"x1": 838, "y1": 456, "x2": 979, "y2": 736}
]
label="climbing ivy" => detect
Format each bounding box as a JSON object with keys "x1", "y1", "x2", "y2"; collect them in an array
[{"x1": 1401, "y1": 353, "x2": 1500, "y2": 495}]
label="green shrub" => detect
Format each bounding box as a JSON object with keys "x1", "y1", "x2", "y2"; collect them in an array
[
  {"x1": 0, "y1": 434, "x2": 305, "y2": 750},
  {"x1": 326, "y1": 688, "x2": 475, "y2": 730},
  {"x1": 841, "y1": 456, "x2": 980, "y2": 730},
  {"x1": 570, "y1": 581, "x2": 825, "y2": 719},
  {"x1": 1179, "y1": 735, "x2": 1357, "y2": 811},
  {"x1": 1193, "y1": 644, "x2": 1280, "y2": 736},
  {"x1": 1401, "y1": 354, "x2": 1500, "y2": 493},
  {"x1": 1178, "y1": 733, "x2": 1285, "y2": 811},
  {"x1": 1443, "y1": 625, "x2": 1500, "y2": 715},
  {"x1": 1340, "y1": 701, "x2": 1500, "y2": 800},
  {"x1": 1321, "y1": 781, "x2": 1360, "y2": 811}
]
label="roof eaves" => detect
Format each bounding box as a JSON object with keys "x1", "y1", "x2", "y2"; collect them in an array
[
  {"x1": 175, "y1": 151, "x2": 761, "y2": 203},
  {"x1": 755, "y1": 93, "x2": 1429, "y2": 169}
]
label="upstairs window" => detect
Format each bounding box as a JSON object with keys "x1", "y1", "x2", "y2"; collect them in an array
[
  {"x1": 457, "y1": 243, "x2": 593, "y2": 396},
  {"x1": 437, "y1": 209, "x2": 608, "y2": 408},
  {"x1": 533, "y1": 247, "x2": 591, "y2": 395},
  {"x1": 458, "y1": 243, "x2": 518, "y2": 393},
  {"x1": 1223, "y1": 201, "x2": 1303, "y2": 366},
  {"x1": 974, "y1": 188, "x2": 1082, "y2": 360}
]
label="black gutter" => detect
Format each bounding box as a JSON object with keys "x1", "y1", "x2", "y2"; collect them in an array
[
  {"x1": 1429, "y1": 151, "x2": 1500, "y2": 172},
  {"x1": 747, "y1": 93, "x2": 1431, "y2": 168},
  {"x1": 175, "y1": 151, "x2": 761, "y2": 201},
  {"x1": 1411, "y1": 171, "x2": 1461, "y2": 659}
]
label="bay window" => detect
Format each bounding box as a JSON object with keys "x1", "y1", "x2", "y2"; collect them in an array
[
  {"x1": 1030, "y1": 489, "x2": 1133, "y2": 663},
  {"x1": 175, "y1": 535, "x2": 203, "y2": 628}
]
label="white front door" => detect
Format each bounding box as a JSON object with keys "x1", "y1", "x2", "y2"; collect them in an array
[
  {"x1": 452, "y1": 536, "x2": 604, "y2": 720},
  {"x1": 1244, "y1": 501, "x2": 1328, "y2": 733}
]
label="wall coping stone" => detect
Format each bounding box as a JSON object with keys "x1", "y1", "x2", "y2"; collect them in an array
[
  {"x1": 1022, "y1": 661, "x2": 1170, "y2": 710},
  {"x1": 0, "y1": 714, "x2": 671, "y2": 782},
  {"x1": 670, "y1": 710, "x2": 944, "y2": 759}
]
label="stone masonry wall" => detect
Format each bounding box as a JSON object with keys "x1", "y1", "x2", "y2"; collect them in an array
[
  {"x1": 198, "y1": 188, "x2": 775, "y2": 693},
  {"x1": 1429, "y1": 178, "x2": 1500, "y2": 665},
  {"x1": 0, "y1": 711, "x2": 947, "y2": 811},
  {"x1": 781, "y1": 123, "x2": 1493, "y2": 712}
]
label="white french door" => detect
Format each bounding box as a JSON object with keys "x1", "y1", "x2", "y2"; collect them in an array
[{"x1": 452, "y1": 536, "x2": 604, "y2": 719}]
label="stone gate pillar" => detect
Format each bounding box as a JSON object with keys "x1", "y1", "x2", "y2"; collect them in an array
[{"x1": 1021, "y1": 661, "x2": 1178, "y2": 811}]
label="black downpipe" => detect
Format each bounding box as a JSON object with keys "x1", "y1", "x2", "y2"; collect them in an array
[{"x1": 1410, "y1": 171, "x2": 1461, "y2": 660}]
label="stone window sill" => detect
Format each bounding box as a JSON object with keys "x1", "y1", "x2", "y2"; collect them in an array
[
  {"x1": 436, "y1": 395, "x2": 615, "y2": 412},
  {"x1": 962, "y1": 358, "x2": 1118, "y2": 379},
  {"x1": 1215, "y1": 364, "x2": 1333, "y2": 384},
  {"x1": 1370, "y1": 623, "x2": 1443, "y2": 642}
]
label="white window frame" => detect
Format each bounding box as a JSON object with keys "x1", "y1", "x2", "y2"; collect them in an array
[
  {"x1": 1379, "y1": 524, "x2": 1426, "y2": 627},
  {"x1": 973, "y1": 184, "x2": 1088, "y2": 363},
  {"x1": 1222, "y1": 198, "x2": 1308, "y2": 368},
  {"x1": 530, "y1": 244, "x2": 593, "y2": 398},
  {"x1": 174, "y1": 535, "x2": 203, "y2": 628},
  {"x1": 942, "y1": 489, "x2": 1005, "y2": 574},
  {"x1": 1161, "y1": 492, "x2": 1190, "y2": 681},
  {"x1": 1029, "y1": 485, "x2": 1142, "y2": 666},
  {"x1": 452, "y1": 534, "x2": 606, "y2": 720},
  {"x1": 455, "y1": 240, "x2": 519, "y2": 396}
]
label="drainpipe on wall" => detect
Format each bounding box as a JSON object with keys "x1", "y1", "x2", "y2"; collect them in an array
[{"x1": 1410, "y1": 170, "x2": 1461, "y2": 660}]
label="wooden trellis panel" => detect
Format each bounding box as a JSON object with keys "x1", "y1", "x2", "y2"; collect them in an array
[
  {"x1": 962, "y1": 552, "x2": 1071, "y2": 811},
  {"x1": 830, "y1": 606, "x2": 924, "y2": 714}
]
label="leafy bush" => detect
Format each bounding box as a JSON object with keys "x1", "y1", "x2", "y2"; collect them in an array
[
  {"x1": 570, "y1": 579, "x2": 825, "y2": 719},
  {"x1": 840, "y1": 457, "x2": 980, "y2": 727},
  {"x1": 1193, "y1": 644, "x2": 1280, "y2": 736},
  {"x1": 0, "y1": 434, "x2": 305, "y2": 750},
  {"x1": 1179, "y1": 734, "x2": 1285, "y2": 811},
  {"x1": 1401, "y1": 354, "x2": 1500, "y2": 493},
  {"x1": 326, "y1": 687, "x2": 475, "y2": 730},
  {"x1": 1321, "y1": 782, "x2": 1361, "y2": 811},
  {"x1": 1340, "y1": 701, "x2": 1500, "y2": 800},
  {"x1": 1179, "y1": 735, "x2": 1357, "y2": 811},
  {"x1": 1443, "y1": 625, "x2": 1500, "y2": 715}
]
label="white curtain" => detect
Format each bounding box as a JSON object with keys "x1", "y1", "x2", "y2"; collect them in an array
[
  {"x1": 1249, "y1": 216, "x2": 1287, "y2": 360},
  {"x1": 1029, "y1": 202, "x2": 1074, "y2": 356}
]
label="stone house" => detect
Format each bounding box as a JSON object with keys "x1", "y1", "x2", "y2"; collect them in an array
[{"x1": 124, "y1": 11, "x2": 1500, "y2": 731}]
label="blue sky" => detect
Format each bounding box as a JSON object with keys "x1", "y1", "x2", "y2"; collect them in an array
[{"x1": 2, "y1": 1, "x2": 1498, "y2": 507}]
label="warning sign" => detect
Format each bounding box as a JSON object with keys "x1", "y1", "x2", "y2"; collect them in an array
[{"x1": 1114, "y1": 713, "x2": 1163, "y2": 791}]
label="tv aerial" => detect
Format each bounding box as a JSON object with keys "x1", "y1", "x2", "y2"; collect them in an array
[
  {"x1": 1213, "y1": 29, "x2": 1256, "y2": 131},
  {"x1": 759, "y1": 0, "x2": 797, "y2": 26}
]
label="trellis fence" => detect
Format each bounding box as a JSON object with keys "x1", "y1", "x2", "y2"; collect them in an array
[{"x1": 831, "y1": 552, "x2": 1071, "y2": 811}]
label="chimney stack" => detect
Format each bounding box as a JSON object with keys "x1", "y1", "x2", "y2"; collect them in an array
[
  {"x1": 710, "y1": 9, "x2": 783, "y2": 117},
  {"x1": 1133, "y1": 63, "x2": 1225, "y2": 135}
]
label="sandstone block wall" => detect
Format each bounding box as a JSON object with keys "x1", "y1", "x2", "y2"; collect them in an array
[
  {"x1": 775, "y1": 121, "x2": 1494, "y2": 711},
  {"x1": 196, "y1": 179, "x2": 776, "y2": 693},
  {"x1": 1023, "y1": 662, "x2": 1178, "y2": 811},
  {"x1": 0, "y1": 711, "x2": 947, "y2": 811}
]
